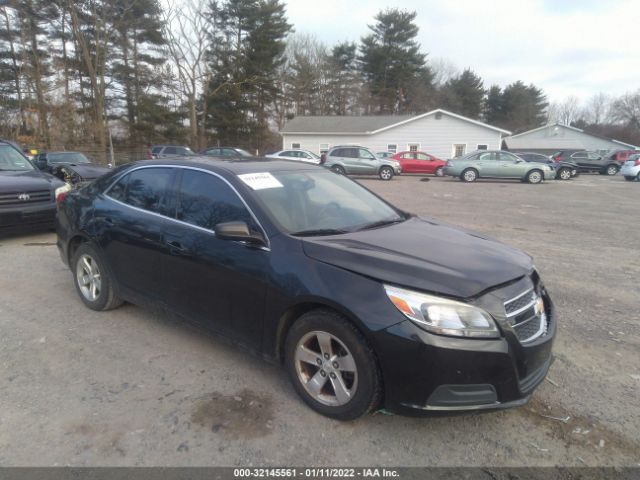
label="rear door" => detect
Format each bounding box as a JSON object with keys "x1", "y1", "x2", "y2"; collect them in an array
[
  {"x1": 475, "y1": 151, "x2": 499, "y2": 176},
  {"x1": 96, "y1": 167, "x2": 176, "y2": 300},
  {"x1": 160, "y1": 169, "x2": 269, "y2": 348}
]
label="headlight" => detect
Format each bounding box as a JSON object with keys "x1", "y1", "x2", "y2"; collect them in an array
[{"x1": 384, "y1": 285, "x2": 500, "y2": 338}]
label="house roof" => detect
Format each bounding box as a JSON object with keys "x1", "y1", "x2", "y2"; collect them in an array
[
  {"x1": 281, "y1": 109, "x2": 512, "y2": 136},
  {"x1": 507, "y1": 123, "x2": 638, "y2": 149}
]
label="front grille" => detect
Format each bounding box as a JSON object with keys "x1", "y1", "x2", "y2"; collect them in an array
[
  {"x1": 504, "y1": 288, "x2": 549, "y2": 343},
  {"x1": 0, "y1": 190, "x2": 51, "y2": 206}
]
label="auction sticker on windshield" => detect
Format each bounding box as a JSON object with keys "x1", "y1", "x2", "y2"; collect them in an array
[{"x1": 238, "y1": 172, "x2": 283, "y2": 190}]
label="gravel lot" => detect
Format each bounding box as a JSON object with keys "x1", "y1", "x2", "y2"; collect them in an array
[{"x1": 0, "y1": 173, "x2": 638, "y2": 467}]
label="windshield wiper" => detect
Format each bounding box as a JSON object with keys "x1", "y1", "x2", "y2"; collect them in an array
[
  {"x1": 354, "y1": 218, "x2": 406, "y2": 231},
  {"x1": 291, "y1": 228, "x2": 348, "y2": 237}
]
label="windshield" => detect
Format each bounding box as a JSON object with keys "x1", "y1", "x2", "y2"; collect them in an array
[
  {"x1": 247, "y1": 170, "x2": 405, "y2": 235},
  {"x1": 49, "y1": 152, "x2": 90, "y2": 164},
  {"x1": 0, "y1": 145, "x2": 35, "y2": 171}
]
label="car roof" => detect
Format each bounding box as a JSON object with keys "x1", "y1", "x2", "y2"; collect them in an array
[{"x1": 124, "y1": 157, "x2": 319, "y2": 175}]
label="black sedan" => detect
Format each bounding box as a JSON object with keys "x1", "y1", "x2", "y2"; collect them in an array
[
  {"x1": 0, "y1": 141, "x2": 65, "y2": 234},
  {"x1": 56, "y1": 158, "x2": 555, "y2": 419},
  {"x1": 513, "y1": 152, "x2": 578, "y2": 180}
]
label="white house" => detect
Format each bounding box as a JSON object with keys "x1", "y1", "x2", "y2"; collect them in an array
[
  {"x1": 280, "y1": 109, "x2": 511, "y2": 159},
  {"x1": 503, "y1": 123, "x2": 638, "y2": 154}
]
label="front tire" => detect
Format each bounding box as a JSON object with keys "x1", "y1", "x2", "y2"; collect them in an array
[
  {"x1": 557, "y1": 167, "x2": 572, "y2": 180},
  {"x1": 526, "y1": 169, "x2": 543, "y2": 184},
  {"x1": 460, "y1": 168, "x2": 478, "y2": 182},
  {"x1": 284, "y1": 310, "x2": 382, "y2": 420},
  {"x1": 379, "y1": 166, "x2": 394, "y2": 181},
  {"x1": 331, "y1": 165, "x2": 346, "y2": 175},
  {"x1": 72, "y1": 243, "x2": 123, "y2": 311},
  {"x1": 624, "y1": 176, "x2": 636, "y2": 181},
  {"x1": 435, "y1": 166, "x2": 444, "y2": 177}
]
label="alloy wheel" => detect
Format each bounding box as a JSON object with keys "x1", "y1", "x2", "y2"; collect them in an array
[
  {"x1": 76, "y1": 254, "x2": 102, "y2": 302},
  {"x1": 294, "y1": 330, "x2": 358, "y2": 407},
  {"x1": 463, "y1": 170, "x2": 477, "y2": 182},
  {"x1": 528, "y1": 171, "x2": 542, "y2": 184},
  {"x1": 559, "y1": 168, "x2": 572, "y2": 180},
  {"x1": 607, "y1": 165, "x2": 618, "y2": 175},
  {"x1": 379, "y1": 167, "x2": 393, "y2": 180}
]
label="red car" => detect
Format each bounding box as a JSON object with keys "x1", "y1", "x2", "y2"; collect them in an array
[{"x1": 391, "y1": 151, "x2": 447, "y2": 176}]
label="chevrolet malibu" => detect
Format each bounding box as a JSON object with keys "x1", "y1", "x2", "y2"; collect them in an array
[{"x1": 56, "y1": 158, "x2": 555, "y2": 420}]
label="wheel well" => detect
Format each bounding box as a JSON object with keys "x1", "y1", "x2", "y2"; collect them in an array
[
  {"x1": 67, "y1": 235, "x2": 89, "y2": 264},
  {"x1": 275, "y1": 302, "x2": 364, "y2": 363}
]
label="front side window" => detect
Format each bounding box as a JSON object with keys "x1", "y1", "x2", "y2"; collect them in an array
[
  {"x1": 176, "y1": 147, "x2": 194, "y2": 155},
  {"x1": 572, "y1": 152, "x2": 587, "y2": 159},
  {"x1": 120, "y1": 168, "x2": 174, "y2": 215},
  {"x1": 359, "y1": 148, "x2": 375, "y2": 160},
  {"x1": 163, "y1": 147, "x2": 177, "y2": 155},
  {"x1": 177, "y1": 170, "x2": 254, "y2": 231},
  {"x1": 587, "y1": 152, "x2": 601, "y2": 160},
  {"x1": 498, "y1": 152, "x2": 519, "y2": 162},
  {"x1": 416, "y1": 153, "x2": 429, "y2": 161},
  {"x1": 279, "y1": 151, "x2": 293, "y2": 157},
  {"x1": 478, "y1": 152, "x2": 498, "y2": 161}
]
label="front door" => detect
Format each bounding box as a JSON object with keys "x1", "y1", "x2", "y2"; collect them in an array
[
  {"x1": 356, "y1": 148, "x2": 378, "y2": 174},
  {"x1": 161, "y1": 169, "x2": 269, "y2": 348},
  {"x1": 497, "y1": 152, "x2": 528, "y2": 178}
]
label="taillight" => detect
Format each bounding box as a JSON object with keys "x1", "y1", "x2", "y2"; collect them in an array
[
  {"x1": 147, "y1": 150, "x2": 154, "y2": 159},
  {"x1": 55, "y1": 184, "x2": 71, "y2": 204},
  {"x1": 635, "y1": 159, "x2": 640, "y2": 166},
  {"x1": 56, "y1": 191, "x2": 68, "y2": 203}
]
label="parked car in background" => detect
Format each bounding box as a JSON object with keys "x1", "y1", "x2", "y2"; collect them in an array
[
  {"x1": 607, "y1": 149, "x2": 640, "y2": 165},
  {"x1": 147, "y1": 145, "x2": 196, "y2": 159},
  {"x1": 200, "y1": 147, "x2": 254, "y2": 158},
  {"x1": 376, "y1": 152, "x2": 394, "y2": 159},
  {"x1": 444, "y1": 150, "x2": 555, "y2": 184},
  {"x1": 33, "y1": 151, "x2": 111, "y2": 186},
  {"x1": 266, "y1": 149, "x2": 321, "y2": 165},
  {"x1": 323, "y1": 145, "x2": 401, "y2": 180},
  {"x1": 552, "y1": 150, "x2": 620, "y2": 175},
  {"x1": 391, "y1": 151, "x2": 447, "y2": 176},
  {"x1": 0, "y1": 140, "x2": 65, "y2": 233},
  {"x1": 57, "y1": 157, "x2": 555, "y2": 419},
  {"x1": 512, "y1": 151, "x2": 578, "y2": 181},
  {"x1": 620, "y1": 154, "x2": 640, "y2": 181}
]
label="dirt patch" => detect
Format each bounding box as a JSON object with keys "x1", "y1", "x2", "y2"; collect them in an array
[
  {"x1": 190, "y1": 389, "x2": 274, "y2": 440},
  {"x1": 520, "y1": 397, "x2": 640, "y2": 458}
]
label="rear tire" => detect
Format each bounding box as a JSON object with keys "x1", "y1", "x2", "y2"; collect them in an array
[
  {"x1": 72, "y1": 243, "x2": 123, "y2": 311},
  {"x1": 605, "y1": 164, "x2": 618, "y2": 176},
  {"x1": 624, "y1": 176, "x2": 635, "y2": 181},
  {"x1": 460, "y1": 168, "x2": 478, "y2": 182},
  {"x1": 331, "y1": 165, "x2": 346, "y2": 175},
  {"x1": 379, "y1": 166, "x2": 394, "y2": 181},
  {"x1": 284, "y1": 310, "x2": 382, "y2": 421},
  {"x1": 526, "y1": 169, "x2": 543, "y2": 184}
]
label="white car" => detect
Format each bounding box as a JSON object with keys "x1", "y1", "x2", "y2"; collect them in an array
[
  {"x1": 620, "y1": 154, "x2": 640, "y2": 181},
  {"x1": 266, "y1": 149, "x2": 321, "y2": 165}
]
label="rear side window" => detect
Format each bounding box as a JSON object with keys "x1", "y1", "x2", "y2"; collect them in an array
[
  {"x1": 151, "y1": 147, "x2": 162, "y2": 154},
  {"x1": 177, "y1": 170, "x2": 254, "y2": 231},
  {"x1": 163, "y1": 147, "x2": 177, "y2": 155},
  {"x1": 111, "y1": 168, "x2": 174, "y2": 215}
]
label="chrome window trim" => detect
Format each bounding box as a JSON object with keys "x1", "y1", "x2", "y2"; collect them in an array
[{"x1": 103, "y1": 164, "x2": 271, "y2": 251}]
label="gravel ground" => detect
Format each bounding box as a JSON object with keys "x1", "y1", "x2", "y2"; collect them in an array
[{"x1": 0, "y1": 173, "x2": 638, "y2": 467}]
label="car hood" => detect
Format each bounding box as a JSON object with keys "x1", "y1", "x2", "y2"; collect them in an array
[
  {"x1": 56, "y1": 163, "x2": 111, "y2": 180},
  {"x1": 301, "y1": 216, "x2": 532, "y2": 299},
  {"x1": 0, "y1": 170, "x2": 63, "y2": 193}
]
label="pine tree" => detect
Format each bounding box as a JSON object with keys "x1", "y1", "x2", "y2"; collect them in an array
[
  {"x1": 439, "y1": 68, "x2": 485, "y2": 119},
  {"x1": 359, "y1": 8, "x2": 430, "y2": 114},
  {"x1": 484, "y1": 85, "x2": 504, "y2": 126},
  {"x1": 501, "y1": 81, "x2": 547, "y2": 133}
]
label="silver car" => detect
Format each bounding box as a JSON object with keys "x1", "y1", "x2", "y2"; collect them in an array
[
  {"x1": 266, "y1": 149, "x2": 321, "y2": 165},
  {"x1": 620, "y1": 154, "x2": 640, "y2": 181},
  {"x1": 324, "y1": 146, "x2": 401, "y2": 180}
]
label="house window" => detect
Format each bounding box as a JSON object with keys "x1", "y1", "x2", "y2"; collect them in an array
[
  {"x1": 408, "y1": 143, "x2": 420, "y2": 152},
  {"x1": 453, "y1": 144, "x2": 466, "y2": 157},
  {"x1": 477, "y1": 144, "x2": 488, "y2": 150},
  {"x1": 291, "y1": 143, "x2": 301, "y2": 149},
  {"x1": 387, "y1": 144, "x2": 397, "y2": 154},
  {"x1": 319, "y1": 143, "x2": 330, "y2": 154}
]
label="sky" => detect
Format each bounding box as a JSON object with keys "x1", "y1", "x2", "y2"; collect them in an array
[{"x1": 283, "y1": 0, "x2": 640, "y2": 103}]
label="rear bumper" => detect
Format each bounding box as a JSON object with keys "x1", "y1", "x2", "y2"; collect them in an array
[{"x1": 620, "y1": 165, "x2": 640, "y2": 177}]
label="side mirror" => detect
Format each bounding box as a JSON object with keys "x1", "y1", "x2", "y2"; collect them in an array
[{"x1": 215, "y1": 221, "x2": 266, "y2": 247}]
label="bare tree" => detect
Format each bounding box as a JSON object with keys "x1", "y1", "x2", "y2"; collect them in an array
[
  {"x1": 430, "y1": 57, "x2": 459, "y2": 87},
  {"x1": 611, "y1": 90, "x2": 640, "y2": 130},
  {"x1": 582, "y1": 92, "x2": 611, "y2": 125},
  {"x1": 162, "y1": 0, "x2": 210, "y2": 149},
  {"x1": 548, "y1": 96, "x2": 581, "y2": 125}
]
